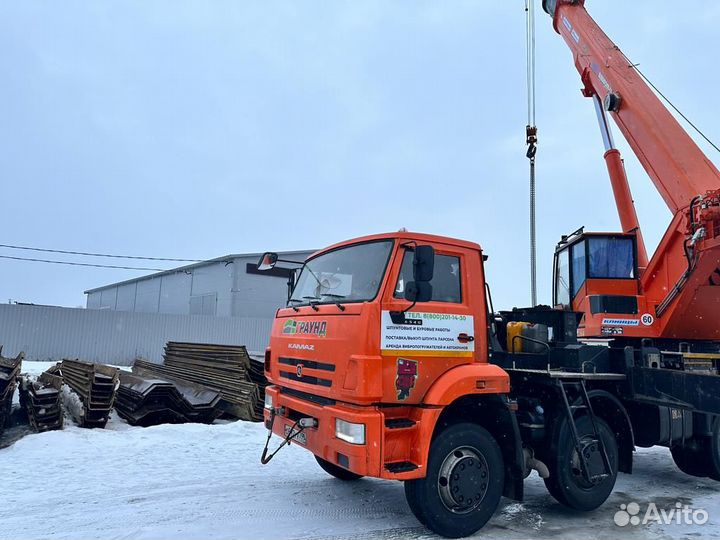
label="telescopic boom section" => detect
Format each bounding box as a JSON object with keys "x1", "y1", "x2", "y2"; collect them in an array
[{"x1": 543, "y1": 0, "x2": 720, "y2": 212}]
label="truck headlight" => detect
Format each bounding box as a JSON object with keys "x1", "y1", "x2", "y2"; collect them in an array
[
  {"x1": 264, "y1": 393, "x2": 273, "y2": 411},
  {"x1": 335, "y1": 419, "x2": 365, "y2": 445}
]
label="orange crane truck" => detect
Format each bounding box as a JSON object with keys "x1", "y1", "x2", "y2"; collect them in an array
[{"x1": 259, "y1": 1, "x2": 720, "y2": 537}]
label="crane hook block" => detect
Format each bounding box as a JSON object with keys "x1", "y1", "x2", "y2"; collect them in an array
[
  {"x1": 526, "y1": 125, "x2": 538, "y2": 159},
  {"x1": 526, "y1": 125, "x2": 538, "y2": 144}
]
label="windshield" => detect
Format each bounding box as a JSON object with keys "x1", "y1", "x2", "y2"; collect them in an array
[{"x1": 289, "y1": 240, "x2": 393, "y2": 305}]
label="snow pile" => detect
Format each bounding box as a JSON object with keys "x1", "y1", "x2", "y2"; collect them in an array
[
  {"x1": 59, "y1": 384, "x2": 84, "y2": 423},
  {"x1": 0, "y1": 362, "x2": 717, "y2": 539}
]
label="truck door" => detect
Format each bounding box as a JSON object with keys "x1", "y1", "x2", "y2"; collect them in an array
[{"x1": 379, "y1": 242, "x2": 486, "y2": 404}]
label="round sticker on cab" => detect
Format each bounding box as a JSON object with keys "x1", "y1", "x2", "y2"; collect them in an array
[{"x1": 641, "y1": 313, "x2": 654, "y2": 326}]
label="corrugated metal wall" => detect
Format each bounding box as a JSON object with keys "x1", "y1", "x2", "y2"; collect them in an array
[{"x1": 0, "y1": 304, "x2": 272, "y2": 365}]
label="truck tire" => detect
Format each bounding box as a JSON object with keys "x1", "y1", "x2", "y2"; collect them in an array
[
  {"x1": 544, "y1": 415, "x2": 618, "y2": 511},
  {"x1": 315, "y1": 456, "x2": 363, "y2": 481},
  {"x1": 671, "y1": 420, "x2": 720, "y2": 480},
  {"x1": 670, "y1": 444, "x2": 708, "y2": 478},
  {"x1": 707, "y1": 418, "x2": 720, "y2": 481},
  {"x1": 403, "y1": 486, "x2": 428, "y2": 527},
  {"x1": 403, "y1": 423, "x2": 504, "y2": 538}
]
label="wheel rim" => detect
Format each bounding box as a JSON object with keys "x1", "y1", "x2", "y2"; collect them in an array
[
  {"x1": 570, "y1": 435, "x2": 603, "y2": 489},
  {"x1": 437, "y1": 446, "x2": 489, "y2": 514}
]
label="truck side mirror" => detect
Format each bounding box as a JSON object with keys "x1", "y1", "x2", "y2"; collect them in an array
[
  {"x1": 257, "y1": 252, "x2": 279, "y2": 271},
  {"x1": 413, "y1": 245, "x2": 435, "y2": 282},
  {"x1": 404, "y1": 281, "x2": 433, "y2": 303}
]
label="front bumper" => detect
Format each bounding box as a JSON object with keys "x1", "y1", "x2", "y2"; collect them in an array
[{"x1": 264, "y1": 385, "x2": 386, "y2": 478}]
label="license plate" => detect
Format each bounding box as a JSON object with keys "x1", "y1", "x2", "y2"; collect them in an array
[{"x1": 285, "y1": 424, "x2": 307, "y2": 445}]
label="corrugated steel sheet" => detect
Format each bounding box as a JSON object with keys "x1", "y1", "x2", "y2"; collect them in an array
[{"x1": 0, "y1": 304, "x2": 272, "y2": 366}]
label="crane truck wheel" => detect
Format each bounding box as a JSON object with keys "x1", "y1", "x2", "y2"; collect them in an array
[
  {"x1": 403, "y1": 486, "x2": 428, "y2": 527},
  {"x1": 543, "y1": 416, "x2": 618, "y2": 511},
  {"x1": 403, "y1": 423, "x2": 504, "y2": 538},
  {"x1": 706, "y1": 418, "x2": 720, "y2": 481},
  {"x1": 314, "y1": 456, "x2": 364, "y2": 481},
  {"x1": 670, "y1": 444, "x2": 709, "y2": 478},
  {"x1": 674, "y1": 420, "x2": 720, "y2": 480}
]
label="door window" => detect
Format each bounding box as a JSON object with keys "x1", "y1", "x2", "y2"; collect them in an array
[{"x1": 394, "y1": 250, "x2": 462, "y2": 303}]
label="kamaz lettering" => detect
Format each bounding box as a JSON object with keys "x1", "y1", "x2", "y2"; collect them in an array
[{"x1": 288, "y1": 343, "x2": 315, "y2": 351}]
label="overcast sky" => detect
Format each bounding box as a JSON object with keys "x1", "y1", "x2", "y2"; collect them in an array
[{"x1": 1, "y1": 1, "x2": 719, "y2": 310}]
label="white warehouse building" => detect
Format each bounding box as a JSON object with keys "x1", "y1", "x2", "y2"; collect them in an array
[
  {"x1": 85, "y1": 250, "x2": 315, "y2": 319},
  {"x1": 0, "y1": 250, "x2": 316, "y2": 366}
]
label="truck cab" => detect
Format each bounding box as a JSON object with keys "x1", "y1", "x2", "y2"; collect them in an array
[
  {"x1": 263, "y1": 231, "x2": 510, "y2": 471},
  {"x1": 262, "y1": 232, "x2": 521, "y2": 537}
]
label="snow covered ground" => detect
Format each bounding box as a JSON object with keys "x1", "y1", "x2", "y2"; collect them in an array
[{"x1": 1, "y1": 362, "x2": 718, "y2": 540}]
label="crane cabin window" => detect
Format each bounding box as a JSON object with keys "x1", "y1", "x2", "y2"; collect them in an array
[
  {"x1": 587, "y1": 237, "x2": 635, "y2": 279},
  {"x1": 571, "y1": 240, "x2": 586, "y2": 298},
  {"x1": 555, "y1": 248, "x2": 570, "y2": 307}
]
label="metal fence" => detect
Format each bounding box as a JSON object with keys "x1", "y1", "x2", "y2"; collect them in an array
[{"x1": 0, "y1": 304, "x2": 272, "y2": 365}]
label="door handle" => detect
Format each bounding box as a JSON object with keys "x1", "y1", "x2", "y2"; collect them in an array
[{"x1": 457, "y1": 333, "x2": 475, "y2": 343}]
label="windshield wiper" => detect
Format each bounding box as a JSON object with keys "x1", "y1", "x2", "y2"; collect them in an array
[
  {"x1": 320, "y1": 293, "x2": 347, "y2": 312},
  {"x1": 302, "y1": 296, "x2": 320, "y2": 311},
  {"x1": 294, "y1": 294, "x2": 346, "y2": 311}
]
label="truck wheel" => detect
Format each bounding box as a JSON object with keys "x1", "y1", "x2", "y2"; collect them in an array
[
  {"x1": 404, "y1": 486, "x2": 428, "y2": 527},
  {"x1": 404, "y1": 423, "x2": 504, "y2": 538},
  {"x1": 544, "y1": 416, "x2": 618, "y2": 511},
  {"x1": 670, "y1": 444, "x2": 708, "y2": 478},
  {"x1": 314, "y1": 456, "x2": 363, "y2": 481},
  {"x1": 671, "y1": 420, "x2": 720, "y2": 480},
  {"x1": 706, "y1": 418, "x2": 720, "y2": 481}
]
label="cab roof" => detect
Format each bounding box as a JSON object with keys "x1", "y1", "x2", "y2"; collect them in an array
[{"x1": 311, "y1": 231, "x2": 482, "y2": 259}]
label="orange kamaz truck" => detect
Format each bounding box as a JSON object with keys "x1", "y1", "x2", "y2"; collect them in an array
[{"x1": 259, "y1": 1, "x2": 720, "y2": 537}]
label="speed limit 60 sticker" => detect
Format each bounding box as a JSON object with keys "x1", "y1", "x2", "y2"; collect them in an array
[{"x1": 640, "y1": 313, "x2": 654, "y2": 326}]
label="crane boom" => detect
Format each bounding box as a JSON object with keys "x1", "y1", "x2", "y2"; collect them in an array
[{"x1": 543, "y1": 0, "x2": 720, "y2": 213}]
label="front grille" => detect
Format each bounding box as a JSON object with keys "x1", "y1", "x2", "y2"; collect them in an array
[
  {"x1": 280, "y1": 386, "x2": 336, "y2": 406},
  {"x1": 280, "y1": 370, "x2": 332, "y2": 387},
  {"x1": 278, "y1": 357, "x2": 335, "y2": 372}
]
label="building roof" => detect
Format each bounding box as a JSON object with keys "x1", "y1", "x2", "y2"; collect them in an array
[{"x1": 84, "y1": 250, "x2": 315, "y2": 294}]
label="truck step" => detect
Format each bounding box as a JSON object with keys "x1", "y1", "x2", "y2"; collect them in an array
[
  {"x1": 384, "y1": 418, "x2": 416, "y2": 429},
  {"x1": 385, "y1": 461, "x2": 418, "y2": 473}
]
